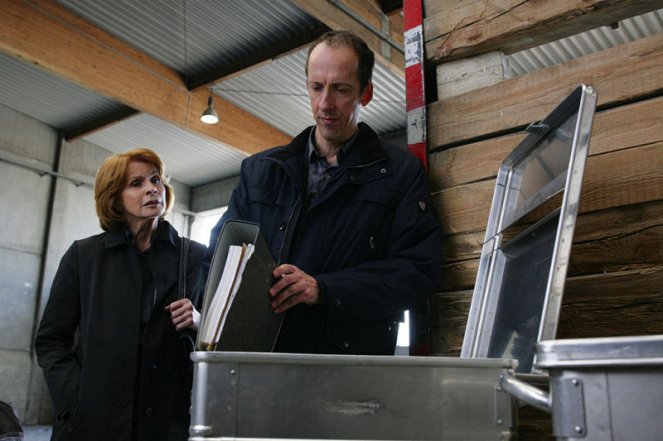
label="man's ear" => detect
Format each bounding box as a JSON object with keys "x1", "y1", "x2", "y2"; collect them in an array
[{"x1": 360, "y1": 82, "x2": 373, "y2": 106}]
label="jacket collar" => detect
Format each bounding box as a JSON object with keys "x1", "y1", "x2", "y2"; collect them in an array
[
  {"x1": 268, "y1": 122, "x2": 388, "y2": 168},
  {"x1": 103, "y1": 219, "x2": 178, "y2": 250}
]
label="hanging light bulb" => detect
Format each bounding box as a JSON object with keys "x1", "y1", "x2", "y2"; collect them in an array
[{"x1": 200, "y1": 94, "x2": 219, "y2": 124}]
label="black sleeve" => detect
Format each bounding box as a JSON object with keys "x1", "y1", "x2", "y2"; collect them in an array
[{"x1": 35, "y1": 242, "x2": 82, "y2": 418}]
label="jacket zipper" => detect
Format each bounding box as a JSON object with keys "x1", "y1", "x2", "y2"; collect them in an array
[
  {"x1": 278, "y1": 197, "x2": 301, "y2": 265},
  {"x1": 270, "y1": 154, "x2": 386, "y2": 264},
  {"x1": 310, "y1": 157, "x2": 387, "y2": 209}
]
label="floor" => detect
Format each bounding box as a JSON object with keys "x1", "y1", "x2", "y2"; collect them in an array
[{"x1": 20, "y1": 425, "x2": 52, "y2": 441}]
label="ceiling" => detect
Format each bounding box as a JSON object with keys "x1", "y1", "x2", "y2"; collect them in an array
[
  {"x1": 0, "y1": 0, "x2": 406, "y2": 188},
  {"x1": 1, "y1": 1, "x2": 661, "y2": 189}
]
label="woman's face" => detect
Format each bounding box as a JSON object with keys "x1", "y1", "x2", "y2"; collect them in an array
[{"x1": 120, "y1": 160, "x2": 166, "y2": 226}]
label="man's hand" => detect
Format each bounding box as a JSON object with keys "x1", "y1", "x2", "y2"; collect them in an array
[
  {"x1": 270, "y1": 264, "x2": 321, "y2": 314},
  {"x1": 165, "y1": 298, "x2": 199, "y2": 331}
]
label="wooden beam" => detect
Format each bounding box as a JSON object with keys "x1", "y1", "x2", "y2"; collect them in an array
[
  {"x1": 0, "y1": 0, "x2": 291, "y2": 154},
  {"x1": 429, "y1": 95, "x2": 663, "y2": 193},
  {"x1": 290, "y1": 0, "x2": 405, "y2": 78},
  {"x1": 378, "y1": 0, "x2": 403, "y2": 15},
  {"x1": 427, "y1": 32, "x2": 663, "y2": 149},
  {"x1": 424, "y1": 0, "x2": 663, "y2": 64},
  {"x1": 442, "y1": 198, "x2": 663, "y2": 269},
  {"x1": 431, "y1": 264, "x2": 663, "y2": 353},
  {"x1": 557, "y1": 265, "x2": 663, "y2": 339},
  {"x1": 430, "y1": 94, "x2": 663, "y2": 237},
  {"x1": 339, "y1": 0, "x2": 404, "y2": 44},
  {"x1": 434, "y1": 140, "x2": 663, "y2": 236}
]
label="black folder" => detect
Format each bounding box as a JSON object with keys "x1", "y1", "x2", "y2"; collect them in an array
[{"x1": 197, "y1": 220, "x2": 282, "y2": 352}]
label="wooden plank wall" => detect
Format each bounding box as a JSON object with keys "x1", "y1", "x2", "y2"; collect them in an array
[{"x1": 422, "y1": 1, "x2": 663, "y2": 439}]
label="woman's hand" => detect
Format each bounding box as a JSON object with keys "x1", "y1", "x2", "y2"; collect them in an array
[{"x1": 165, "y1": 298, "x2": 200, "y2": 331}]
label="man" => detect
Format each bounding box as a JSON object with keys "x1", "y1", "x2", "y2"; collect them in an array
[{"x1": 205, "y1": 30, "x2": 441, "y2": 355}]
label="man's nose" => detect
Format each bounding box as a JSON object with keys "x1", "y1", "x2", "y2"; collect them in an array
[{"x1": 319, "y1": 88, "x2": 334, "y2": 108}]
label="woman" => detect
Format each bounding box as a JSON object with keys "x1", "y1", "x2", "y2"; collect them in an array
[{"x1": 36, "y1": 148, "x2": 206, "y2": 441}]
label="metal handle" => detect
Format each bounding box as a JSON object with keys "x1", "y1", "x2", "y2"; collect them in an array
[
  {"x1": 190, "y1": 425, "x2": 213, "y2": 436},
  {"x1": 499, "y1": 373, "x2": 551, "y2": 413}
]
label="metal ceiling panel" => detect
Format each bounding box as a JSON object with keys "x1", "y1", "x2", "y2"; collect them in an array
[
  {"x1": 83, "y1": 113, "x2": 246, "y2": 187},
  {"x1": 0, "y1": 53, "x2": 125, "y2": 132},
  {"x1": 216, "y1": 49, "x2": 311, "y2": 137},
  {"x1": 508, "y1": 9, "x2": 663, "y2": 76},
  {"x1": 217, "y1": 48, "x2": 406, "y2": 138},
  {"x1": 55, "y1": 0, "x2": 407, "y2": 137},
  {"x1": 55, "y1": 0, "x2": 322, "y2": 78},
  {"x1": 0, "y1": 49, "x2": 246, "y2": 187}
]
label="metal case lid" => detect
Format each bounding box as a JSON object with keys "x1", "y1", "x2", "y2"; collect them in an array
[
  {"x1": 461, "y1": 85, "x2": 598, "y2": 373},
  {"x1": 536, "y1": 335, "x2": 663, "y2": 368}
]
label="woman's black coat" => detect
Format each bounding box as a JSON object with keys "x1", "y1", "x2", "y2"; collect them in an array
[{"x1": 35, "y1": 221, "x2": 206, "y2": 441}]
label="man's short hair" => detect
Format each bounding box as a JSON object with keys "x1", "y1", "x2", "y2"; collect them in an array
[{"x1": 305, "y1": 30, "x2": 375, "y2": 92}]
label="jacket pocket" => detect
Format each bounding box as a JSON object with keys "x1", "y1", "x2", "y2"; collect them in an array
[
  {"x1": 320, "y1": 184, "x2": 397, "y2": 262},
  {"x1": 248, "y1": 185, "x2": 287, "y2": 208},
  {"x1": 53, "y1": 399, "x2": 81, "y2": 441}
]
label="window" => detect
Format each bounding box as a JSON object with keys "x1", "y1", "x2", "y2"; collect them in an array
[
  {"x1": 190, "y1": 207, "x2": 227, "y2": 246},
  {"x1": 395, "y1": 310, "x2": 410, "y2": 355}
]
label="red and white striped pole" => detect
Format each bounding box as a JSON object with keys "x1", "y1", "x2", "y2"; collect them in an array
[
  {"x1": 404, "y1": 0, "x2": 431, "y2": 356},
  {"x1": 404, "y1": 0, "x2": 427, "y2": 171}
]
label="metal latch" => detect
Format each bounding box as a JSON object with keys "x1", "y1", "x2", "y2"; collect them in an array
[
  {"x1": 552, "y1": 377, "x2": 586, "y2": 438},
  {"x1": 495, "y1": 377, "x2": 516, "y2": 440}
]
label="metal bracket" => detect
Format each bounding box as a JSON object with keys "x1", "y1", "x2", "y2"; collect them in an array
[
  {"x1": 494, "y1": 376, "x2": 516, "y2": 439},
  {"x1": 552, "y1": 377, "x2": 587, "y2": 438},
  {"x1": 499, "y1": 373, "x2": 551, "y2": 413}
]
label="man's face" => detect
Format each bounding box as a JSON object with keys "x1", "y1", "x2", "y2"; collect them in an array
[{"x1": 306, "y1": 42, "x2": 373, "y2": 150}]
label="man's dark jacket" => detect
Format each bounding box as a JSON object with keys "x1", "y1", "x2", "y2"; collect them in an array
[
  {"x1": 35, "y1": 221, "x2": 206, "y2": 441},
  {"x1": 206, "y1": 123, "x2": 441, "y2": 355}
]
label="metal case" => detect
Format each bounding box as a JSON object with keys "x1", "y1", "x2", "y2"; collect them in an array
[
  {"x1": 539, "y1": 335, "x2": 663, "y2": 441},
  {"x1": 189, "y1": 85, "x2": 599, "y2": 441},
  {"x1": 190, "y1": 352, "x2": 517, "y2": 440},
  {"x1": 503, "y1": 335, "x2": 663, "y2": 441}
]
